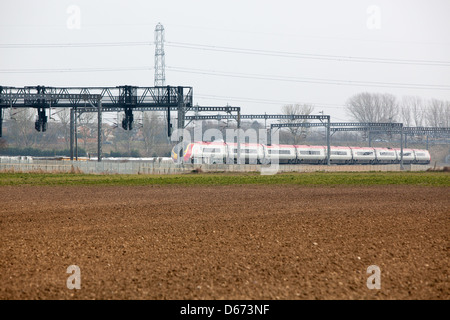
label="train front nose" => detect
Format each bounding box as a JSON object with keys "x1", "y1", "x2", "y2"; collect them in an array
[
  {"x1": 171, "y1": 147, "x2": 178, "y2": 162},
  {"x1": 171, "y1": 142, "x2": 189, "y2": 163}
]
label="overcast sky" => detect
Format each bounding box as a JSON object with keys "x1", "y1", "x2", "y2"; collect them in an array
[{"x1": 1, "y1": 0, "x2": 449, "y2": 122}]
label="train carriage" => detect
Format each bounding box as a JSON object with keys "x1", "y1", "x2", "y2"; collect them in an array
[
  {"x1": 227, "y1": 143, "x2": 265, "y2": 164},
  {"x1": 171, "y1": 141, "x2": 431, "y2": 165},
  {"x1": 394, "y1": 148, "x2": 415, "y2": 164},
  {"x1": 374, "y1": 148, "x2": 397, "y2": 164},
  {"x1": 295, "y1": 145, "x2": 327, "y2": 164},
  {"x1": 265, "y1": 144, "x2": 297, "y2": 164},
  {"x1": 195, "y1": 141, "x2": 228, "y2": 164},
  {"x1": 329, "y1": 146, "x2": 352, "y2": 164},
  {"x1": 350, "y1": 147, "x2": 376, "y2": 164},
  {"x1": 412, "y1": 149, "x2": 431, "y2": 164}
]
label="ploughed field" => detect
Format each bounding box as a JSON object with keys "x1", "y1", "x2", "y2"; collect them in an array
[{"x1": 0, "y1": 178, "x2": 449, "y2": 299}]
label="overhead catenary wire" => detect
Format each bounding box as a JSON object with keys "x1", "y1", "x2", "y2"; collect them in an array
[
  {"x1": 166, "y1": 41, "x2": 450, "y2": 67},
  {"x1": 0, "y1": 66, "x2": 153, "y2": 73},
  {"x1": 1, "y1": 64, "x2": 448, "y2": 90},
  {"x1": 167, "y1": 66, "x2": 450, "y2": 90},
  {"x1": 1, "y1": 39, "x2": 450, "y2": 67},
  {"x1": 195, "y1": 93, "x2": 346, "y2": 109},
  {"x1": 0, "y1": 41, "x2": 151, "y2": 48}
]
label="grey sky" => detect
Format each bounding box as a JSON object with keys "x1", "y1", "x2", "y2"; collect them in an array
[{"x1": 1, "y1": 0, "x2": 449, "y2": 121}]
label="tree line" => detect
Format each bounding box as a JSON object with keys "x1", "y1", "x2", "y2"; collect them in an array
[{"x1": 346, "y1": 93, "x2": 450, "y2": 127}]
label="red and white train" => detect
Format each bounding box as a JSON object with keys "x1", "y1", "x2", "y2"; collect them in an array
[{"x1": 172, "y1": 141, "x2": 431, "y2": 165}]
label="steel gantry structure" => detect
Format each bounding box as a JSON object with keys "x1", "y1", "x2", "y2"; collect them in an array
[
  {"x1": 0, "y1": 86, "x2": 104, "y2": 160},
  {"x1": 186, "y1": 113, "x2": 332, "y2": 164},
  {"x1": 401, "y1": 127, "x2": 450, "y2": 149},
  {"x1": 1, "y1": 86, "x2": 448, "y2": 166},
  {"x1": 271, "y1": 122, "x2": 406, "y2": 167},
  {"x1": 265, "y1": 115, "x2": 332, "y2": 165},
  {"x1": 0, "y1": 85, "x2": 243, "y2": 162},
  {"x1": 329, "y1": 124, "x2": 450, "y2": 148},
  {"x1": 281, "y1": 122, "x2": 449, "y2": 168}
]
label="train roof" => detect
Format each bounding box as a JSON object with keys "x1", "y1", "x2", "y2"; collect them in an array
[
  {"x1": 348, "y1": 146, "x2": 375, "y2": 150},
  {"x1": 189, "y1": 142, "x2": 429, "y2": 153},
  {"x1": 193, "y1": 141, "x2": 226, "y2": 146},
  {"x1": 266, "y1": 144, "x2": 296, "y2": 148},
  {"x1": 294, "y1": 145, "x2": 325, "y2": 149}
]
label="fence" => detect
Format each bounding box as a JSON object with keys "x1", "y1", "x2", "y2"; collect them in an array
[{"x1": 0, "y1": 157, "x2": 434, "y2": 174}]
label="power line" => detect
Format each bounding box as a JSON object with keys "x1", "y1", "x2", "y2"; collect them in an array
[
  {"x1": 2, "y1": 64, "x2": 448, "y2": 91},
  {"x1": 195, "y1": 93, "x2": 346, "y2": 109},
  {"x1": 0, "y1": 66, "x2": 153, "y2": 73},
  {"x1": 1, "y1": 21, "x2": 449, "y2": 47},
  {"x1": 0, "y1": 41, "x2": 151, "y2": 48},
  {"x1": 166, "y1": 41, "x2": 450, "y2": 67},
  {"x1": 167, "y1": 66, "x2": 450, "y2": 90},
  {"x1": 164, "y1": 24, "x2": 450, "y2": 47},
  {"x1": 2, "y1": 39, "x2": 449, "y2": 67}
]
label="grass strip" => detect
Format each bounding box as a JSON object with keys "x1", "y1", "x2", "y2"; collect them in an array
[{"x1": 0, "y1": 171, "x2": 448, "y2": 187}]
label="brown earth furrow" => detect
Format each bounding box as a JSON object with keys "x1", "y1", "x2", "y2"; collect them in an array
[{"x1": 0, "y1": 185, "x2": 448, "y2": 300}]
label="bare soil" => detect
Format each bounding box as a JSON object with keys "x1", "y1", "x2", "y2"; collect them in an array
[{"x1": 0, "y1": 184, "x2": 448, "y2": 300}]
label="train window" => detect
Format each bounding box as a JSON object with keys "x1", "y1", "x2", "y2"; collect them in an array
[
  {"x1": 331, "y1": 151, "x2": 347, "y2": 155},
  {"x1": 233, "y1": 149, "x2": 257, "y2": 154},
  {"x1": 402, "y1": 153, "x2": 412, "y2": 156},
  {"x1": 268, "y1": 150, "x2": 291, "y2": 155},
  {"x1": 379, "y1": 152, "x2": 395, "y2": 156},
  {"x1": 203, "y1": 148, "x2": 221, "y2": 153},
  {"x1": 356, "y1": 152, "x2": 373, "y2": 156},
  {"x1": 300, "y1": 151, "x2": 321, "y2": 155}
]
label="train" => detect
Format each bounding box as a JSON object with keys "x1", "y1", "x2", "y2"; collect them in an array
[{"x1": 171, "y1": 141, "x2": 431, "y2": 165}]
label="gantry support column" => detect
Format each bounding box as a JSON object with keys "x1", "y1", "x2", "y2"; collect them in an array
[
  {"x1": 400, "y1": 125, "x2": 404, "y2": 170},
  {"x1": 177, "y1": 87, "x2": 185, "y2": 164},
  {"x1": 0, "y1": 107, "x2": 3, "y2": 138},
  {"x1": 0, "y1": 86, "x2": 3, "y2": 137},
  {"x1": 97, "y1": 99, "x2": 102, "y2": 162},
  {"x1": 237, "y1": 109, "x2": 241, "y2": 165},
  {"x1": 326, "y1": 116, "x2": 331, "y2": 165},
  {"x1": 70, "y1": 108, "x2": 74, "y2": 161},
  {"x1": 75, "y1": 108, "x2": 78, "y2": 161}
]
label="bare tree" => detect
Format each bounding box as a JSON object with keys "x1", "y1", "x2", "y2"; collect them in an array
[
  {"x1": 0, "y1": 137, "x2": 7, "y2": 151},
  {"x1": 281, "y1": 104, "x2": 315, "y2": 144},
  {"x1": 425, "y1": 99, "x2": 449, "y2": 127},
  {"x1": 142, "y1": 111, "x2": 164, "y2": 156},
  {"x1": 444, "y1": 101, "x2": 450, "y2": 128},
  {"x1": 111, "y1": 112, "x2": 139, "y2": 156},
  {"x1": 53, "y1": 107, "x2": 71, "y2": 149},
  {"x1": 400, "y1": 96, "x2": 425, "y2": 127},
  {"x1": 400, "y1": 96, "x2": 424, "y2": 127},
  {"x1": 346, "y1": 92, "x2": 398, "y2": 123},
  {"x1": 115, "y1": 129, "x2": 136, "y2": 156},
  {"x1": 77, "y1": 112, "x2": 96, "y2": 155},
  {"x1": 7, "y1": 108, "x2": 37, "y2": 147},
  {"x1": 399, "y1": 96, "x2": 427, "y2": 143},
  {"x1": 409, "y1": 96, "x2": 425, "y2": 127},
  {"x1": 400, "y1": 104, "x2": 412, "y2": 127}
]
